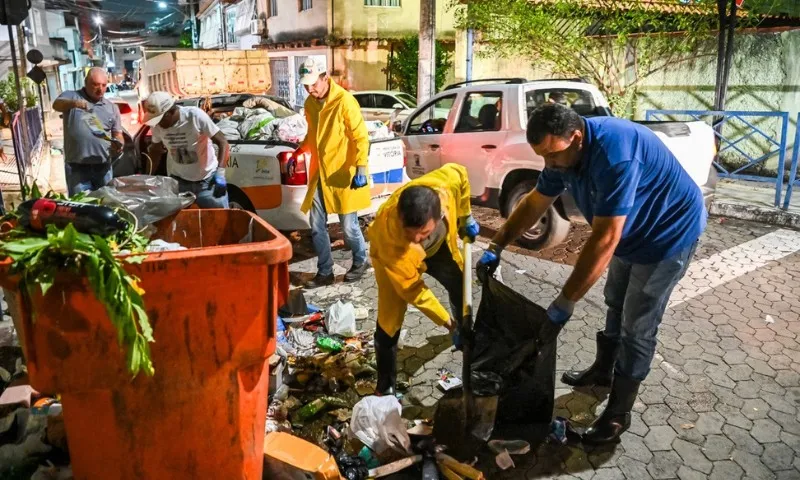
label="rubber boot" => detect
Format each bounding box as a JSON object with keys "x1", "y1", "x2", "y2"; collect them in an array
[
  {"x1": 375, "y1": 329, "x2": 397, "y2": 396},
  {"x1": 582, "y1": 374, "x2": 641, "y2": 445},
  {"x1": 561, "y1": 331, "x2": 619, "y2": 387}
]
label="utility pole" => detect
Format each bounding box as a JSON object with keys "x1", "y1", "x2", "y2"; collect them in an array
[
  {"x1": 16, "y1": 24, "x2": 30, "y2": 155},
  {"x1": 190, "y1": 0, "x2": 198, "y2": 48},
  {"x1": 417, "y1": 0, "x2": 436, "y2": 103}
]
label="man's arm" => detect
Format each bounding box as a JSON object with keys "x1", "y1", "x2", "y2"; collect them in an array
[
  {"x1": 561, "y1": 216, "x2": 625, "y2": 301},
  {"x1": 343, "y1": 96, "x2": 369, "y2": 167},
  {"x1": 53, "y1": 93, "x2": 87, "y2": 113},
  {"x1": 491, "y1": 189, "x2": 558, "y2": 248},
  {"x1": 147, "y1": 141, "x2": 166, "y2": 175},
  {"x1": 111, "y1": 104, "x2": 124, "y2": 155},
  {"x1": 211, "y1": 131, "x2": 230, "y2": 168}
]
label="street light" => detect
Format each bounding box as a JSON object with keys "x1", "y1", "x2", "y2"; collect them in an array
[
  {"x1": 158, "y1": 1, "x2": 167, "y2": 9},
  {"x1": 94, "y1": 15, "x2": 102, "y2": 25}
]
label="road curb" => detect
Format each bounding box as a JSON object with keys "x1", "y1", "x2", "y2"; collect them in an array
[{"x1": 710, "y1": 200, "x2": 800, "y2": 229}]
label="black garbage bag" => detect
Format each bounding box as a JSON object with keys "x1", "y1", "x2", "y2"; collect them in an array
[{"x1": 471, "y1": 269, "x2": 557, "y2": 425}]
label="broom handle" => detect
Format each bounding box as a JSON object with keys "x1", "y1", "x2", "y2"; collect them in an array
[{"x1": 462, "y1": 241, "x2": 473, "y2": 425}]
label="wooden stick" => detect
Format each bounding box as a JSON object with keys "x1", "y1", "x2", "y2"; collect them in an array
[
  {"x1": 368, "y1": 454, "x2": 423, "y2": 478},
  {"x1": 436, "y1": 453, "x2": 485, "y2": 480}
]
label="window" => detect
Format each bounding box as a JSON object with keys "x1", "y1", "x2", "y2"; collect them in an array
[
  {"x1": 455, "y1": 92, "x2": 502, "y2": 133},
  {"x1": 375, "y1": 94, "x2": 401, "y2": 109},
  {"x1": 354, "y1": 94, "x2": 374, "y2": 108},
  {"x1": 525, "y1": 88, "x2": 598, "y2": 120},
  {"x1": 300, "y1": 0, "x2": 312, "y2": 11},
  {"x1": 226, "y1": 7, "x2": 237, "y2": 44},
  {"x1": 270, "y1": 0, "x2": 278, "y2": 17},
  {"x1": 396, "y1": 93, "x2": 417, "y2": 108},
  {"x1": 364, "y1": 0, "x2": 400, "y2": 6},
  {"x1": 406, "y1": 95, "x2": 456, "y2": 135}
]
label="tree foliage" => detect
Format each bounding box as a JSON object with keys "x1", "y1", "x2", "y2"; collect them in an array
[
  {"x1": 384, "y1": 36, "x2": 454, "y2": 97},
  {"x1": 453, "y1": 0, "x2": 770, "y2": 116},
  {"x1": 0, "y1": 73, "x2": 38, "y2": 111}
]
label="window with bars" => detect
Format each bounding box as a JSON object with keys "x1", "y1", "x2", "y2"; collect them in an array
[
  {"x1": 300, "y1": 0, "x2": 312, "y2": 11},
  {"x1": 269, "y1": 0, "x2": 278, "y2": 17},
  {"x1": 364, "y1": 0, "x2": 400, "y2": 6}
]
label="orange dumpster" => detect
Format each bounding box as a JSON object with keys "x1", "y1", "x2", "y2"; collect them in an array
[{"x1": 0, "y1": 209, "x2": 291, "y2": 480}]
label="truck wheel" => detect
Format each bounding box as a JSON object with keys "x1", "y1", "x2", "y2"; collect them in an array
[
  {"x1": 505, "y1": 180, "x2": 571, "y2": 250},
  {"x1": 227, "y1": 186, "x2": 256, "y2": 213}
]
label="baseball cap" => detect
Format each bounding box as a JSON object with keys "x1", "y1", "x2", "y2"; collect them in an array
[
  {"x1": 142, "y1": 91, "x2": 176, "y2": 126},
  {"x1": 298, "y1": 59, "x2": 326, "y2": 86}
]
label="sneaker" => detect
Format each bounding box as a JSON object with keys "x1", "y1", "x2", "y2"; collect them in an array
[
  {"x1": 344, "y1": 262, "x2": 369, "y2": 282},
  {"x1": 305, "y1": 273, "x2": 335, "y2": 289}
]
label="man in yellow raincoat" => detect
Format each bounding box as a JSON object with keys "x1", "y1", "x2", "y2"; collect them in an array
[
  {"x1": 368, "y1": 164, "x2": 480, "y2": 395},
  {"x1": 298, "y1": 59, "x2": 371, "y2": 288}
]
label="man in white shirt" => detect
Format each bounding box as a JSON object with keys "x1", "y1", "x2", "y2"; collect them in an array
[{"x1": 143, "y1": 92, "x2": 231, "y2": 208}]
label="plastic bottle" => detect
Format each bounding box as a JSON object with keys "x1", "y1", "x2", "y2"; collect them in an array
[
  {"x1": 316, "y1": 335, "x2": 344, "y2": 353},
  {"x1": 17, "y1": 199, "x2": 129, "y2": 236}
]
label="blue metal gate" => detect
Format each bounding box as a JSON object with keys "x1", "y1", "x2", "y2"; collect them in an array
[{"x1": 645, "y1": 110, "x2": 796, "y2": 209}]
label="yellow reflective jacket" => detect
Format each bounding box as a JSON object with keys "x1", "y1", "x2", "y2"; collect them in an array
[
  {"x1": 367, "y1": 164, "x2": 472, "y2": 337},
  {"x1": 300, "y1": 79, "x2": 370, "y2": 215}
]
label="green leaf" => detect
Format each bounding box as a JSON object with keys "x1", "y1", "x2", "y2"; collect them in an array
[
  {"x1": 0, "y1": 237, "x2": 51, "y2": 254},
  {"x1": 132, "y1": 303, "x2": 154, "y2": 342},
  {"x1": 124, "y1": 255, "x2": 147, "y2": 265}
]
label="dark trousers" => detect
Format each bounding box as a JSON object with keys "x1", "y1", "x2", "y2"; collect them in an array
[{"x1": 375, "y1": 241, "x2": 464, "y2": 393}]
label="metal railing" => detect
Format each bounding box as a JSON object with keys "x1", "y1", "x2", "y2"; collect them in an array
[
  {"x1": 3, "y1": 107, "x2": 45, "y2": 191},
  {"x1": 785, "y1": 112, "x2": 800, "y2": 210},
  {"x1": 645, "y1": 109, "x2": 794, "y2": 209}
]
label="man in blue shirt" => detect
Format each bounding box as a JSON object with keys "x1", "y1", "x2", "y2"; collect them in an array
[{"x1": 478, "y1": 104, "x2": 707, "y2": 445}]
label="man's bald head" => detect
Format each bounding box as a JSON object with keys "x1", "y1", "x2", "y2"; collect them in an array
[{"x1": 84, "y1": 67, "x2": 109, "y2": 103}]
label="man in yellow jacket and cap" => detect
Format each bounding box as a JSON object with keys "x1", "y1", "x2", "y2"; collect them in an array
[
  {"x1": 298, "y1": 59, "x2": 371, "y2": 288},
  {"x1": 368, "y1": 164, "x2": 480, "y2": 395}
]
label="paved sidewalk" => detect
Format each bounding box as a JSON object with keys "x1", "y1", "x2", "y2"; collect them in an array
[{"x1": 290, "y1": 215, "x2": 800, "y2": 479}]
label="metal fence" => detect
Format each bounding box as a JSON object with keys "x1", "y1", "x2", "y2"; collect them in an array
[
  {"x1": 645, "y1": 110, "x2": 795, "y2": 209},
  {"x1": 785, "y1": 112, "x2": 800, "y2": 210},
  {"x1": 1, "y1": 107, "x2": 44, "y2": 192}
]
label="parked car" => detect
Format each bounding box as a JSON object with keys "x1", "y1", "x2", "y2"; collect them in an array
[
  {"x1": 353, "y1": 90, "x2": 417, "y2": 125},
  {"x1": 116, "y1": 94, "x2": 407, "y2": 231},
  {"x1": 110, "y1": 98, "x2": 138, "y2": 135},
  {"x1": 402, "y1": 78, "x2": 718, "y2": 249}
]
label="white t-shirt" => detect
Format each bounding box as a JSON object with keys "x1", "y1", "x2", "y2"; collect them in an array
[{"x1": 151, "y1": 106, "x2": 221, "y2": 182}]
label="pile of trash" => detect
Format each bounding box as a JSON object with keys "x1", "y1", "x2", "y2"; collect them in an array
[
  {"x1": 1, "y1": 306, "x2": 71, "y2": 480},
  {"x1": 365, "y1": 120, "x2": 393, "y2": 141},
  {"x1": 216, "y1": 96, "x2": 308, "y2": 143},
  {"x1": 267, "y1": 290, "x2": 389, "y2": 441}
]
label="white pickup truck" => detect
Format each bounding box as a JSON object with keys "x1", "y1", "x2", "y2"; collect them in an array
[
  {"x1": 118, "y1": 94, "x2": 406, "y2": 231},
  {"x1": 402, "y1": 79, "x2": 717, "y2": 249}
]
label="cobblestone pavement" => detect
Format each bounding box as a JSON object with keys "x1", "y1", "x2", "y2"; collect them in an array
[{"x1": 289, "y1": 211, "x2": 800, "y2": 480}]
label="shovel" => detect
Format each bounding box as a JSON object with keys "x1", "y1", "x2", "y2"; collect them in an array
[{"x1": 432, "y1": 241, "x2": 498, "y2": 460}]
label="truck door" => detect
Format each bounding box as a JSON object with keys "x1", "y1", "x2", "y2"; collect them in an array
[
  {"x1": 402, "y1": 94, "x2": 457, "y2": 179},
  {"x1": 441, "y1": 91, "x2": 507, "y2": 197}
]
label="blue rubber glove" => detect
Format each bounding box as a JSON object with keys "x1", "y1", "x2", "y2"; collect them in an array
[
  {"x1": 476, "y1": 243, "x2": 502, "y2": 277},
  {"x1": 450, "y1": 326, "x2": 463, "y2": 351},
  {"x1": 459, "y1": 215, "x2": 480, "y2": 243},
  {"x1": 539, "y1": 293, "x2": 574, "y2": 345},
  {"x1": 350, "y1": 166, "x2": 368, "y2": 189},
  {"x1": 211, "y1": 168, "x2": 227, "y2": 198}
]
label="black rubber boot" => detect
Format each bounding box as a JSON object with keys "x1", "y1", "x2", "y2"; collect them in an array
[
  {"x1": 582, "y1": 374, "x2": 641, "y2": 445},
  {"x1": 562, "y1": 331, "x2": 619, "y2": 387},
  {"x1": 375, "y1": 328, "x2": 398, "y2": 396}
]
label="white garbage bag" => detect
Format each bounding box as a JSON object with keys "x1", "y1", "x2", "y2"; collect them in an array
[
  {"x1": 272, "y1": 114, "x2": 308, "y2": 143},
  {"x1": 217, "y1": 118, "x2": 241, "y2": 141},
  {"x1": 365, "y1": 120, "x2": 392, "y2": 140},
  {"x1": 349, "y1": 395, "x2": 411, "y2": 455},
  {"x1": 327, "y1": 300, "x2": 357, "y2": 337},
  {"x1": 239, "y1": 113, "x2": 276, "y2": 140}
]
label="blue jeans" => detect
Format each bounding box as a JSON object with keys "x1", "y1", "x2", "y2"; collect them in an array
[
  {"x1": 65, "y1": 163, "x2": 113, "y2": 196},
  {"x1": 604, "y1": 242, "x2": 698, "y2": 381},
  {"x1": 173, "y1": 176, "x2": 229, "y2": 209},
  {"x1": 310, "y1": 184, "x2": 367, "y2": 276}
]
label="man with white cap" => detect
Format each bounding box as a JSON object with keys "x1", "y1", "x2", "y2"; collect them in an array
[
  {"x1": 297, "y1": 59, "x2": 371, "y2": 288},
  {"x1": 143, "y1": 91, "x2": 231, "y2": 208}
]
